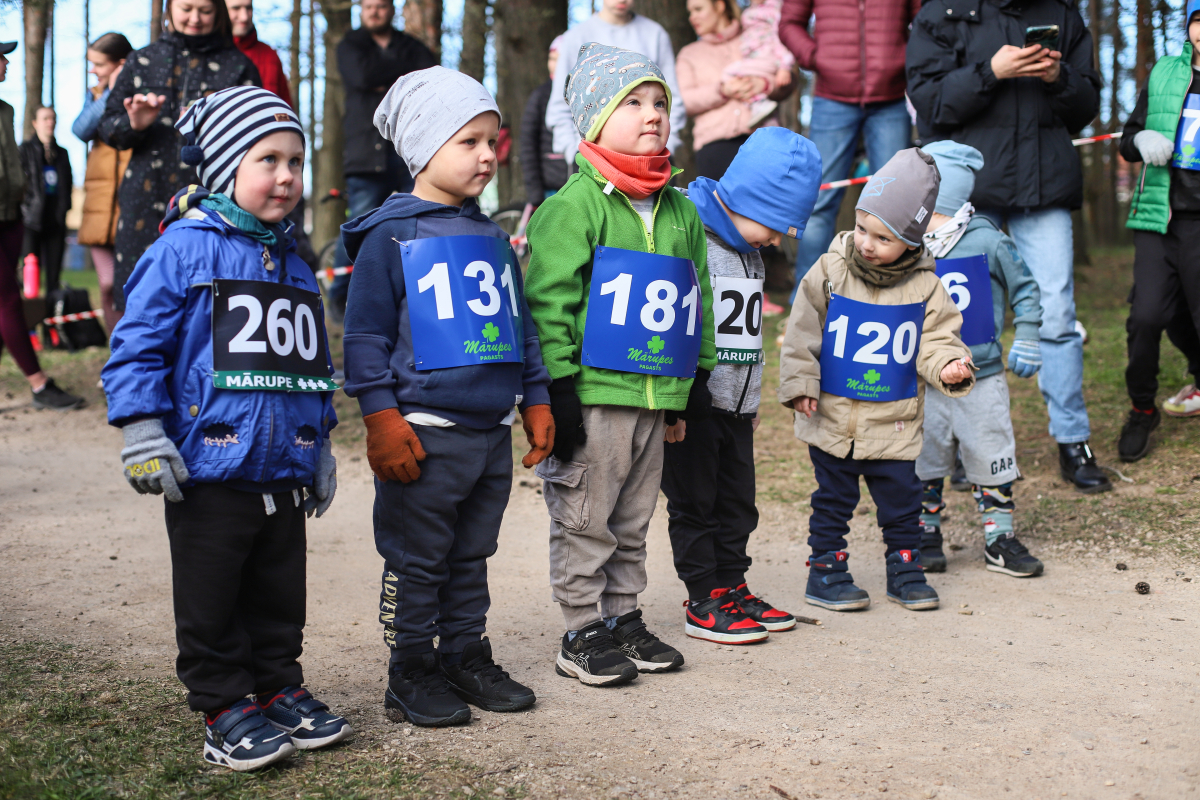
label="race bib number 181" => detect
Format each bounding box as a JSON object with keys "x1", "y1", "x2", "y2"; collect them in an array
[{"x1": 819, "y1": 294, "x2": 924, "y2": 402}]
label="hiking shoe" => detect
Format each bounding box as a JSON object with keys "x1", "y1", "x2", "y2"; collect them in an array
[
  {"x1": 442, "y1": 637, "x2": 536, "y2": 712},
  {"x1": 1118, "y1": 408, "x2": 1160, "y2": 462},
  {"x1": 805, "y1": 551, "x2": 870, "y2": 611},
  {"x1": 949, "y1": 455, "x2": 970, "y2": 492},
  {"x1": 1058, "y1": 441, "x2": 1112, "y2": 494},
  {"x1": 203, "y1": 699, "x2": 295, "y2": 771},
  {"x1": 384, "y1": 653, "x2": 471, "y2": 727},
  {"x1": 885, "y1": 550, "x2": 939, "y2": 610},
  {"x1": 684, "y1": 589, "x2": 769, "y2": 644},
  {"x1": 731, "y1": 583, "x2": 795, "y2": 631},
  {"x1": 259, "y1": 687, "x2": 352, "y2": 750},
  {"x1": 1164, "y1": 384, "x2": 1200, "y2": 417},
  {"x1": 919, "y1": 523, "x2": 947, "y2": 572},
  {"x1": 31, "y1": 378, "x2": 84, "y2": 410},
  {"x1": 984, "y1": 533, "x2": 1044, "y2": 578},
  {"x1": 610, "y1": 609, "x2": 684, "y2": 673},
  {"x1": 556, "y1": 621, "x2": 638, "y2": 686}
]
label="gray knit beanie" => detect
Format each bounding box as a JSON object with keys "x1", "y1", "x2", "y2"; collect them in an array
[{"x1": 854, "y1": 147, "x2": 941, "y2": 246}]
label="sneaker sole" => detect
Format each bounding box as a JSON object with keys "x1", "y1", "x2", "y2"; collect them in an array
[
  {"x1": 684, "y1": 623, "x2": 769, "y2": 644},
  {"x1": 31, "y1": 398, "x2": 85, "y2": 411},
  {"x1": 554, "y1": 653, "x2": 637, "y2": 686},
  {"x1": 886, "y1": 594, "x2": 939, "y2": 611},
  {"x1": 985, "y1": 561, "x2": 1044, "y2": 578},
  {"x1": 805, "y1": 595, "x2": 870, "y2": 611},
  {"x1": 384, "y1": 691, "x2": 471, "y2": 727},
  {"x1": 449, "y1": 687, "x2": 537, "y2": 713},
  {"x1": 1060, "y1": 471, "x2": 1114, "y2": 494},
  {"x1": 268, "y1": 720, "x2": 354, "y2": 750},
  {"x1": 759, "y1": 618, "x2": 796, "y2": 632},
  {"x1": 203, "y1": 740, "x2": 295, "y2": 771},
  {"x1": 625, "y1": 653, "x2": 684, "y2": 674},
  {"x1": 1164, "y1": 407, "x2": 1200, "y2": 417}
]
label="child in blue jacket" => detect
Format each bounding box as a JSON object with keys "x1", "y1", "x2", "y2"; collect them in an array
[
  {"x1": 102, "y1": 87, "x2": 350, "y2": 772},
  {"x1": 341, "y1": 67, "x2": 554, "y2": 728}
]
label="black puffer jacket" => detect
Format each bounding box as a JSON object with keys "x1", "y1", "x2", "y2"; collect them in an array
[
  {"x1": 906, "y1": 0, "x2": 1101, "y2": 210},
  {"x1": 19, "y1": 137, "x2": 72, "y2": 231},
  {"x1": 98, "y1": 30, "x2": 259, "y2": 306},
  {"x1": 520, "y1": 79, "x2": 569, "y2": 204}
]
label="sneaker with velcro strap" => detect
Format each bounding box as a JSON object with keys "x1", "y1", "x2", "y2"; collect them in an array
[
  {"x1": 885, "y1": 549, "x2": 939, "y2": 610},
  {"x1": 556, "y1": 621, "x2": 638, "y2": 686},
  {"x1": 609, "y1": 609, "x2": 685, "y2": 673},
  {"x1": 203, "y1": 698, "x2": 295, "y2": 771},
  {"x1": 984, "y1": 533, "x2": 1044, "y2": 578},
  {"x1": 731, "y1": 583, "x2": 795, "y2": 631},
  {"x1": 805, "y1": 551, "x2": 870, "y2": 611},
  {"x1": 684, "y1": 588, "x2": 769, "y2": 645},
  {"x1": 259, "y1": 686, "x2": 352, "y2": 749}
]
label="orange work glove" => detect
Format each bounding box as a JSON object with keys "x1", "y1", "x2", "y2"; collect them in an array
[
  {"x1": 363, "y1": 408, "x2": 427, "y2": 483},
  {"x1": 520, "y1": 404, "x2": 555, "y2": 468}
]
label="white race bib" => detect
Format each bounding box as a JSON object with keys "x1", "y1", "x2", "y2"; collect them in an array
[{"x1": 713, "y1": 276, "x2": 764, "y2": 365}]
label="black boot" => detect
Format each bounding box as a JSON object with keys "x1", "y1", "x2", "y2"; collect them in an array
[
  {"x1": 1058, "y1": 441, "x2": 1112, "y2": 494},
  {"x1": 920, "y1": 524, "x2": 947, "y2": 572},
  {"x1": 384, "y1": 653, "x2": 471, "y2": 727},
  {"x1": 442, "y1": 637, "x2": 536, "y2": 712},
  {"x1": 1117, "y1": 408, "x2": 1160, "y2": 463}
]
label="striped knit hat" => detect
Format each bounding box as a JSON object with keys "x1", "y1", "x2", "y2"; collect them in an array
[{"x1": 175, "y1": 86, "x2": 304, "y2": 196}]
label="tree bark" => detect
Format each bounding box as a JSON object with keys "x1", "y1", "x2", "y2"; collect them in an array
[
  {"x1": 492, "y1": 0, "x2": 567, "y2": 206},
  {"x1": 1134, "y1": 0, "x2": 1153, "y2": 88},
  {"x1": 403, "y1": 0, "x2": 443, "y2": 61},
  {"x1": 313, "y1": 0, "x2": 353, "y2": 253},
  {"x1": 23, "y1": 0, "x2": 50, "y2": 140},
  {"x1": 459, "y1": 0, "x2": 488, "y2": 82},
  {"x1": 289, "y1": 0, "x2": 303, "y2": 108},
  {"x1": 627, "y1": 0, "x2": 696, "y2": 180},
  {"x1": 151, "y1": 0, "x2": 162, "y2": 42}
]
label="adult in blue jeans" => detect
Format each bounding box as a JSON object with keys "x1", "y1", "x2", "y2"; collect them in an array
[
  {"x1": 779, "y1": 0, "x2": 921, "y2": 298},
  {"x1": 907, "y1": 0, "x2": 1108, "y2": 493}
]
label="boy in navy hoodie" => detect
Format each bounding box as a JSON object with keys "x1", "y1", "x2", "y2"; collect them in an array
[
  {"x1": 103, "y1": 87, "x2": 349, "y2": 772},
  {"x1": 341, "y1": 67, "x2": 554, "y2": 727}
]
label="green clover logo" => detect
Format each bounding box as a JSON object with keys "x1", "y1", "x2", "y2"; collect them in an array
[
  {"x1": 647, "y1": 336, "x2": 666, "y2": 354},
  {"x1": 482, "y1": 322, "x2": 500, "y2": 343},
  {"x1": 864, "y1": 369, "x2": 881, "y2": 384}
]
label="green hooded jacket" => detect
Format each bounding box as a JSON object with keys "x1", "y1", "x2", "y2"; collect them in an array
[
  {"x1": 1127, "y1": 44, "x2": 1193, "y2": 234},
  {"x1": 524, "y1": 154, "x2": 716, "y2": 411}
]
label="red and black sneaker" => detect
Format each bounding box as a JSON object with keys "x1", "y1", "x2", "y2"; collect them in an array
[
  {"x1": 731, "y1": 583, "x2": 796, "y2": 632},
  {"x1": 683, "y1": 589, "x2": 769, "y2": 645}
]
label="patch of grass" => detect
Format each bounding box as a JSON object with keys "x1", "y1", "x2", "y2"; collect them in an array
[{"x1": 0, "y1": 640, "x2": 511, "y2": 800}]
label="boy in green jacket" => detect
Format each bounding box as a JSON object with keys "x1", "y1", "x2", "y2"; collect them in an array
[{"x1": 525, "y1": 43, "x2": 716, "y2": 687}]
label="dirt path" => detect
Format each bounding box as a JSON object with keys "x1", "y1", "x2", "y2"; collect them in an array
[{"x1": 2, "y1": 403, "x2": 1198, "y2": 799}]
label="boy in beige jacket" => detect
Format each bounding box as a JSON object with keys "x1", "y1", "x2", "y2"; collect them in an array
[{"x1": 778, "y1": 147, "x2": 974, "y2": 612}]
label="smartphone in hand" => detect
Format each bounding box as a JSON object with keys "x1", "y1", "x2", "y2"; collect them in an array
[{"x1": 1024, "y1": 24, "x2": 1060, "y2": 52}]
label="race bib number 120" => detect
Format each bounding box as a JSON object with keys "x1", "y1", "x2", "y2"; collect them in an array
[
  {"x1": 819, "y1": 294, "x2": 924, "y2": 402},
  {"x1": 211, "y1": 279, "x2": 334, "y2": 391}
]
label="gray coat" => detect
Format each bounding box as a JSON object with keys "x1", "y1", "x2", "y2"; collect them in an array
[{"x1": 704, "y1": 227, "x2": 764, "y2": 417}]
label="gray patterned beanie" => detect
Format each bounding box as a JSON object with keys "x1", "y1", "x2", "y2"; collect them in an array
[{"x1": 565, "y1": 42, "x2": 672, "y2": 142}]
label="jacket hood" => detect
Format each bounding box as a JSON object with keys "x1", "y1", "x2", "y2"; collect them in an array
[
  {"x1": 159, "y1": 184, "x2": 297, "y2": 252},
  {"x1": 340, "y1": 193, "x2": 492, "y2": 262}
]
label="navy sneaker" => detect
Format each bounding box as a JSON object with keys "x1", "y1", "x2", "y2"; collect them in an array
[
  {"x1": 203, "y1": 699, "x2": 295, "y2": 771},
  {"x1": 805, "y1": 551, "x2": 870, "y2": 611},
  {"x1": 260, "y1": 686, "x2": 353, "y2": 750},
  {"x1": 385, "y1": 653, "x2": 471, "y2": 727},
  {"x1": 885, "y1": 549, "x2": 939, "y2": 610}
]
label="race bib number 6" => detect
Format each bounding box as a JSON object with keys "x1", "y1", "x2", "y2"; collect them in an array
[
  {"x1": 819, "y1": 294, "x2": 924, "y2": 402},
  {"x1": 211, "y1": 279, "x2": 333, "y2": 391},
  {"x1": 934, "y1": 254, "x2": 995, "y2": 346}
]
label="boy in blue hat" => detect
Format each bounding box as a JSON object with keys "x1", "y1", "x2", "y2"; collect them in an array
[
  {"x1": 916, "y1": 140, "x2": 1045, "y2": 578},
  {"x1": 665, "y1": 127, "x2": 820, "y2": 644}
]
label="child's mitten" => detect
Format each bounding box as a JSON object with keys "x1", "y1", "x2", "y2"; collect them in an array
[
  {"x1": 1007, "y1": 339, "x2": 1042, "y2": 378},
  {"x1": 1133, "y1": 130, "x2": 1174, "y2": 167},
  {"x1": 363, "y1": 408, "x2": 427, "y2": 483},
  {"x1": 120, "y1": 418, "x2": 189, "y2": 503},
  {"x1": 305, "y1": 438, "x2": 337, "y2": 517},
  {"x1": 548, "y1": 377, "x2": 587, "y2": 462},
  {"x1": 520, "y1": 404, "x2": 555, "y2": 468},
  {"x1": 679, "y1": 368, "x2": 713, "y2": 421}
]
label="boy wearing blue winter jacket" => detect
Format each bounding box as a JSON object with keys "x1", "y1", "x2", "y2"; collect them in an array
[
  {"x1": 340, "y1": 67, "x2": 553, "y2": 728},
  {"x1": 102, "y1": 88, "x2": 350, "y2": 773}
]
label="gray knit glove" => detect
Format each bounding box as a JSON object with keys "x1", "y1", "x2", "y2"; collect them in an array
[
  {"x1": 120, "y1": 418, "x2": 189, "y2": 503},
  {"x1": 1134, "y1": 129, "x2": 1174, "y2": 167},
  {"x1": 304, "y1": 438, "x2": 337, "y2": 518}
]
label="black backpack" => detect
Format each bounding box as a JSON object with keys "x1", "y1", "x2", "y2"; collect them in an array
[{"x1": 43, "y1": 286, "x2": 107, "y2": 352}]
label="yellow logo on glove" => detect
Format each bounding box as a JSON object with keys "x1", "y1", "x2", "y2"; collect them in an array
[{"x1": 126, "y1": 458, "x2": 161, "y2": 478}]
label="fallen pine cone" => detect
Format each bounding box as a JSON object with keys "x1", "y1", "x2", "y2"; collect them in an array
[
  {"x1": 1136, "y1": 582, "x2": 1150, "y2": 595},
  {"x1": 1116, "y1": 563, "x2": 1128, "y2": 571}
]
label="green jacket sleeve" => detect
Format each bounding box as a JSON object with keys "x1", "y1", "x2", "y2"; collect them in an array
[
  {"x1": 994, "y1": 235, "x2": 1043, "y2": 342},
  {"x1": 689, "y1": 203, "x2": 717, "y2": 373}
]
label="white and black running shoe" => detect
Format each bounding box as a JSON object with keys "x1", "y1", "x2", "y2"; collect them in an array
[
  {"x1": 984, "y1": 533, "x2": 1044, "y2": 578},
  {"x1": 203, "y1": 699, "x2": 295, "y2": 771},
  {"x1": 609, "y1": 609, "x2": 684, "y2": 673},
  {"x1": 556, "y1": 621, "x2": 638, "y2": 686}
]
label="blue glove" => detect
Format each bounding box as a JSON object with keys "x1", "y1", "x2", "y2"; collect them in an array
[{"x1": 1007, "y1": 339, "x2": 1042, "y2": 378}]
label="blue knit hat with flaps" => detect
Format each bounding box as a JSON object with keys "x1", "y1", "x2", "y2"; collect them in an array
[
  {"x1": 715, "y1": 127, "x2": 822, "y2": 241},
  {"x1": 1189, "y1": 0, "x2": 1200, "y2": 25}
]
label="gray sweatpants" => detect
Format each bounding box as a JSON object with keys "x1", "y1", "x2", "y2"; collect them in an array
[
  {"x1": 536, "y1": 405, "x2": 666, "y2": 630},
  {"x1": 916, "y1": 372, "x2": 1019, "y2": 486}
]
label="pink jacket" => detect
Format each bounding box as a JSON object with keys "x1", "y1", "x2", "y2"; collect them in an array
[
  {"x1": 677, "y1": 25, "x2": 779, "y2": 152},
  {"x1": 779, "y1": 0, "x2": 920, "y2": 105}
]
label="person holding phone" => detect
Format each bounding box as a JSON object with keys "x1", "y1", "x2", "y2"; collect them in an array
[{"x1": 906, "y1": 0, "x2": 1109, "y2": 495}]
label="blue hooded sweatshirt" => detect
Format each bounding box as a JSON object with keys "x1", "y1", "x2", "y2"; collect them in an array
[{"x1": 341, "y1": 194, "x2": 551, "y2": 427}]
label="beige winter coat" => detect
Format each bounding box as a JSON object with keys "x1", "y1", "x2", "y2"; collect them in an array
[{"x1": 777, "y1": 232, "x2": 974, "y2": 461}]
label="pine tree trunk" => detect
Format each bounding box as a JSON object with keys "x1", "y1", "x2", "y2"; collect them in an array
[
  {"x1": 459, "y1": 0, "x2": 489, "y2": 81},
  {"x1": 289, "y1": 0, "x2": 303, "y2": 107},
  {"x1": 313, "y1": 0, "x2": 353, "y2": 252},
  {"x1": 1135, "y1": 0, "x2": 1153, "y2": 87},
  {"x1": 492, "y1": 0, "x2": 568, "y2": 207},
  {"x1": 628, "y1": 0, "x2": 697, "y2": 180},
  {"x1": 404, "y1": 0, "x2": 443, "y2": 60},
  {"x1": 151, "y1": 0, "x2": 162, "y2": 42},
  {"x1": 23, "y1": 0, "x2": 50, "y2": 140}
]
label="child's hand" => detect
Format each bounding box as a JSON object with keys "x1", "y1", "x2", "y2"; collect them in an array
[
  {"x1": 664, "y1": 420, "x2": 686, "y2": 443},
  {"x1": 751, "y1": 414, "x2": 761, "y2": 432},
  {"x1": 940, "y1": 357, "x2": 974, "y2": 386},
  {"x1": 791, "y1": 397, "x2": 818, "y2": 418},
  {"x1": 363, "y1": 408, "x2": 426, "y2": 483},
  {"x1": 520, "y1": 404, "x2": 555, "y2": 468},
  {"x1": 773, "y1": 68, "x2": 793, "y2": 90},
  {"x1": 124, "y1": 93, "x2": 166, "y2": 131}
]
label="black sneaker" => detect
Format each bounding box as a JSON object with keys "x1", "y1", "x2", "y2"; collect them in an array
[
  {"x1": 556, "y1": 621, "x2": 638, "y2": 686},
  {"x1": 684, "y1": 589, "x2": 769, "y2": 644},
  {"x1": 31, "y1": 378, "x2": 84, "y2": 410},
  {"x1": 731, "y1": 584, "x2": 795, "y2": 631},
  {"x1": 1059, "y1": 441, "x2": 1112, "y2": 494},
  {"x1": 384, "y1": 653, "x2": 471, "y2": 727},
  {"x1": 442, "y1": 637, "x2": 536, "y2": 712},
  {"x1": 920, "y1": 523, "x2": 947, "y2": 572},
  {"x1": 984, "y1": 533, "x2": 1044, "y2": 578},
  {"x1": 1118, "y1": 408, "x2": 1160, "y2": 463},
  {"x1": 610, "y1": 609, "x2": 685, "y2": 673}
]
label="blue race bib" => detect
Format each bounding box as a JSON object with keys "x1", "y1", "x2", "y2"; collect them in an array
[
  {"x1": 399, "y1": 235, "x2": 524, "y2": 371},
  {"x1": 581, "y1": 246, "x2": 702, "y2": 379},
  {"x1": 1174, "y1": 93, "x2": 1200, "y2": 170},
  {"x1": 935, "y1": 254, "x2": 995, "y2": 346},
  {"x1": 819, "y1": 294, "x2": 925, "y2": 402}
]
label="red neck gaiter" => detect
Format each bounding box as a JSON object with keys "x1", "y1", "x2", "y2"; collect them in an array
[{"x1": 579, "y1": 141, "x2": 673, "y2": 200}]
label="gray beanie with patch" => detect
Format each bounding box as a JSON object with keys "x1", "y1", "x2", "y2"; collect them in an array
[{"x1": 854, "y1": 147, "x2": 941, "y2": 247}]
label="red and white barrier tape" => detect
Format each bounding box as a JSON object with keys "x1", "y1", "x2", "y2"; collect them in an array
[
  {"x1": 44, "y1": 309, "x2": 104, "y2": 325},
  {"x1": 818, "y1": 131, "x2": 1123, "y2": 191}
]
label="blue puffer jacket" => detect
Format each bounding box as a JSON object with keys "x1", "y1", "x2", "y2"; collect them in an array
[{"x1": 102, "y1": 203, "x2": 337, "y2": 489}]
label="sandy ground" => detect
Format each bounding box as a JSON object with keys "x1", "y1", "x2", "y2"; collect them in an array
[{"x1": 2, "y1": 402, "x2": 1199, "y2": 800}]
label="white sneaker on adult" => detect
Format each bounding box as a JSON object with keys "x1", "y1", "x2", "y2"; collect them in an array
[
  {"x1": 1074, "y1": 319, "x2": 1088, "y2": 344},
  {"x1": 1163, "y1": 384, "x2": 1200, "y2": 417}
]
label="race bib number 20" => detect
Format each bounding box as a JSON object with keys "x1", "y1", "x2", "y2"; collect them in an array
[
  {"x1": 714, "y1": 276, "x2": 765, "y2": 365},
  {"x1": 819, "y1": 294, "x2": 924, "y2": 402}
]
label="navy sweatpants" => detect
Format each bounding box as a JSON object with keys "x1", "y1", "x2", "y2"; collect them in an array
[
  {"x1": 374, "y1": 424, "x2": 512, "y2": 663},
  {"x1": 807, "y1": 445, "x2": 921, "y2": 556}
]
